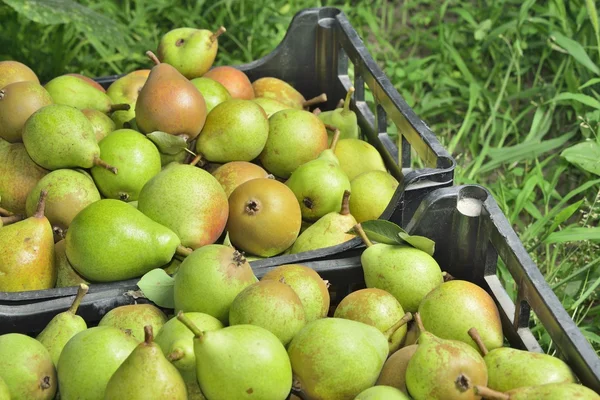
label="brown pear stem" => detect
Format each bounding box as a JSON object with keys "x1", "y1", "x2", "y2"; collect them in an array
[
  {"x1": 176, "y1": 245, "x2": 193, "y2": 258},
  {"x1": 146, "y1": 50, "x2": 161, "y2": 66},
  {"x1": 1, "y1": 214, "x2": 24, "y2": 225},
  {"x1": 189, "y1": 154, "x2": 203, "y2": 167},
  {"x1": 93, "y1": 156, "x2": 118, "y2": 175},
  {"x1": 109, "y1": 103, "x2": 131, "y2": 113},
  {"x1": 414, "y1": 312, "x2": 426, "y2": 334},
  {"x1": 210, "y1": 26, "x2": 227, "y2": 42},
  {"x1": 336, "y1": 99, "x2": 345, "y2": 109},
  {"x1": 177, "y1": 311, "x2": 204, "y2": 338},
  {"x1": 302, "y1": 93, "x2": 327, "y2": 108},
  {"x1": 167, "y1": 348, "x2": 185, "y2": 361},
  {"x1": 0, "y1": 206, "x2": 13, "y2": 216},
  {"x1": 384, "y1": 312, "x2": 413, "y2": 340},
  {"x1": 144, "y1": 325, "x2": 154, "y2": 344},
  {"x1": 312, "y1": 107, "x2": 322, "y2": 115},
  {"x1": 473, "y1": 386, "x2": 510, "y2": 400},
  {"x1": 443, "y1": 271, "x2": 455, "y2": 282},
  {"x1": 340, "y1": 190, "x2": 351, "y2": 216},
  {"x1": 468, "y1": 327, "x2": 489, "y2": 356},
  {"x1": 327, "y1": 126, "x2": 341, "y2": 151},
  {"x1": 343, "y1": 87, "x2": 355, "y2": 113},
  {"x1": 68, "y1": 284, "x2": 89, "y2": 315},
  {"x1": 353, "y1": 223, "x2": 373, "y2": 247},
  {"x1": 34, "y1": 190, "x2": 48, "y2": 219}
]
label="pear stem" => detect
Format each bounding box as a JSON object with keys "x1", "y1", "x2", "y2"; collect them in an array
[
  {"x1": 353, "y1": 223, "x2": 373, "y2": 247},
  {"x1": 473, "y1": 386, "x2": 510, "y2": 400},
  {"x1": 34, "y1": 190, "x2": 48, "y2": 219},
  {"x1": 146, "y1": 50, "x2": 161, "y2": 66},
  {"x1": 189, "y1": 154, "x2": 204, "y2": 167},
  {"x1": 467, "y1": 327, "x2": 489, "y2": 356},
  {"x1": 177, "y1": 311, "x2": 204, "y2": 338},
  {"x1": 184, "y1": 147, "x2": 197, "y2": 156},
  {"x1": 302, "y1": 93, "x2": 327, "y2": 108},
  {"x1": 1, "y1": 214, "x2": 24, "y2": 226},
  {"x1": 343, "y1": 87, "x2": 355, "y2": 113},
  {"x1": 414, "y1": 312, "x2": 426, "y2": 334},
  {"x1": 340, "y1": 190, "x2": 351, "y2": 216},
  {"x1": 210, "y1": 26, "x2": 227, "y2": 42},
  {"x1": 336, "y1": 99, "x2": 345, "y2": 109},
  {"x1": 109, "y1": 103, "x2": 131, "y2": 113},
  {"x1": 312, "y1": 108, "x2": 322, "y2": 116},
  {"x1": 176, "y1": 245, "x2": 193, "y2": 257},
  {"x1": 68, "y1": 284, "x2": 89, "y2": 315},
  {"x1": 144, "y1": 325, "x2": 154, "y2": 344},
  {"x1": 93, "y1": 156, "x2": 118, "y2": 175},
  {"x1": 327, "y1": 125, "x2": 341, "y2": 152},
  {"x1": 0, "y1": 206, "x2": 13, "y2": 216},
  {"x1": 167, "y1": 348, "x2": 185, "y2": 361},
  {"x1": 384, "y1": 312, "x2": 413, "y2": 340},
  {"x1": 443, "y1": 271, "x2": 455, "y2": 282}
]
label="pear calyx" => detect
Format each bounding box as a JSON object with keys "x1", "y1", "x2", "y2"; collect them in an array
[
  {"x1": 302, "y1": 93, "x2": 327, "y2": 108},
  {"x1": 383, "y1": 312, "x2": 413, "y2": 341},
  {"x1": 473, "y1": 385, "x2": 510, "y2": 400},
  {"x1": 177, "y1": 311, "x2": 204, "y2": 338},
  {"x1": 245, "y1": 199, "x2": 261, "y2": 215},
  {"x1": 210, "y1": 26, "x2": 227, "y2": 43},
  {"x1": 340, "y1": 190, "x2": 351, "y2": 216},
  {"x1": 93, "y1": 155, "x2": 118, "y2": 175},
  {"x1": 68, "y1": 283, "x2": 89, "y2": 315},
  {"x1": 302, "y1": 197, "x2": 314, "y2": 210},
  {"x1": 0, "y1": 89, "x2": 5, "y2": 100},
  {"x1": 342, "y1": 87, "x2": 355, "y2": 114},
  {"x1": 467, "y1": 327, "x2": 489, "y2": 356},
  {"x1": 232, "y1": 250, "x2": 247, "y2": 267},
  {"x1": 146, "y1": 51, "x2": 161, "y2": 66},
  {"x1": 34, "y1": 190, "x2": 49, "y2": 219},
  {"x1": 455, "y1": 373, "x2": 472, "y2": 392},
  {"x1": 353, "y1": 223, "x2": 373, "y2": 247}
]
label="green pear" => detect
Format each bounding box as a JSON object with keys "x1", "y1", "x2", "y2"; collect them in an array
[
  {"x1": 405, "y1": 314, "x2": 488, "y2": 400},
  {"x1": 252, "y1": 97, "x2": 290, "y2": 118},
  {"x1": 418, "y1": 280, "x2": 504, "y2": 353},
  {"x1": 98, "y1": 304, "x2": 168, "y2": 342},
  {"x1": 474, "y1": 383, "x2": 600, "y2": 400},
  {"x1": 137, "y1": 164, "x2": 229, "y2": 249},
  {"x1": 334, "y1": 138, "x2": 387, "y2": 180},
  {"x1": 288, "y1": 318, "x2": 389, "y2": 399},
  {"x1": 319, "y1": 87, "x2": 359, "y2": 141},
  {"x1": 286, "y1": 129, "x2": 351, "y2": 221},
  {"x1": 354, "y1": 223, "x2": 444, "y2": 313},
  {"x1": 105, "y1": 326, "x2": 187, "y2": 400},
  {"x1": 290, "y1": 189, "x2": 357, "y2": 253},
  {"x1": 54, "y1": 239, "x2": 89, "y2": 288},
  {"x1": 22, "y1": 104, "x2": 118, "y2": 172},
  {"x1": 0, "y1": 376, "x2": 9, "y2": 400},
  {"x1": 155, "y1": 312, "x2": 223, "y2": 399},
  {"x1": 44, "y1": 75, "x2": 129, "y2": 113},
  {"x1": 350, "y1": 170, "x2": 399, "y2": 222},
  {"x1": 376, "y1": 345, "x2": 418, "y2": 394},
  {"x1": 25, "y1": 169, "x2": 101, "y2": 234},
  {"x1": 261, "y1": 264, "x2": 330, "y2": 323},
  {"x1": 259, "y1": 109, "x2": 329, "y2": 178},
  {"x1": 36, "y1": 284, "x2": 89, "y2": 366},
  {"x1": 191, "y1": 77, "x2": 232, "y2": 113},
  {"x1": 0, "y1": 80, "x2": 53, "y2": 143},
  {"x1": 174, "y1": 245, "x2": 257, "y2": 324},
  {"x1": 229, "y1": 280, "x2": 307, "y2": 345},
  {"x1": 0, "y1": 333, "x2": 56, "y2": 400},
  {"x1": 334, "y1": 288, "x2": 412, "y2": 354},
  {"x1": 355, "y1": 386, "x2": 410, "y2": 400},
  {"x1": 82, "y1": 108, "x2": 115, "y2": 142},
  {"x1": 91, "y1": 129, "x2": 161, "y2": 201},
  {"x1": 57, "y1": 326, "x2": 138, "y2": 400},
  {"x1": 65, "y1": 199, "x2": 186, "y2": 282},
  {"x1": 106, "y1": 70, "x2": 150, "y2": 128},
  {"x1": 196, "y1": 99, "x2": 269, "y2": 163},
  {"x1": 158, "y1": 27, "x2": 226, "y2": 79},
  {"x1": 178, "y1": 312, "x2": 293, "y2": 400},
  {"x1": 0, "y1": 60, "x2": 39, "y2": 89}
]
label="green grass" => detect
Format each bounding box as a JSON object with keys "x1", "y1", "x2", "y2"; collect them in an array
[{"x1": 1, "y1": 0, "x2": 599, "y2": 355}]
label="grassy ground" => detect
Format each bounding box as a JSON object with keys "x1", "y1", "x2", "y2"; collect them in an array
[{"x1": 1, "y1": 0, "x2": 598, "y2": 354}]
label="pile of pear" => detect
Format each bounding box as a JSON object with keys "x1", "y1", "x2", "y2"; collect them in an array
[{"x1": 0, "y1": 24, "x2": 401, "y2": 292}]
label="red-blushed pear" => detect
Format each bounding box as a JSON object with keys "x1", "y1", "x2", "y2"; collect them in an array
[
  {"x1": 474, "y1": 383, "x2": 599, "y2": 400},
  {"x1": 211, "y1": 161, "x2": 270, "y2": 198},
  {"x1": 0, "y1": 60, "x2": 39, "y2": 89},
  {"x1": 203, "y1": 66, "x2": 255, "y2": 100},
  {"x1": 376, "y1": 345, "x2": 419, "y2": 394}
]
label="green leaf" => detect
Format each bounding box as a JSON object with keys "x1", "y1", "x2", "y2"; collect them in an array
[
  {"x1": 398, "y1": 232, "x2": 435, "y2": 256},
  {"x1": 544, "y1": 227, "x2": 600, "y2": 244},
  {"x1": 579, "y1": 78, "x2": 600, "y2": 90},
  {"x1": 147, "y1": 131, "x2": 189, "y2": 155},
  {"x1": 551, "y1": 92, "x2": 600, "y2": 110},
  {"x1": 561, "y1": 141, "x2": 600, "y2": 176},
  {"x1": 548, "y1": 200, "x2": 585, "y2": 235},
  {"x1": 550, "y1": 31, "x2": 600, "y2": 75},
  {"x1": 349, "y1": 220, "x2": 404, "y2": 245},
  {"x1": 137, "y1": 268, "x2": 175, "y2": 309}
]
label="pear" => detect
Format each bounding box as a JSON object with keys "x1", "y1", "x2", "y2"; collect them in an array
[
  {"x1": 98, "y1": 304, "x2": 168, "y2": 342},
  {"x1": 196, "y1": 99, "x2": 269, "y2": 163},
  {"x1": 226, "y1": 178, "x2": 302, "y2": 257},
  {"x1": 334, "y1": 288, "x2": 412, "y2": 353},
  {"x1": 25, "y1": 169, "x2": 101, "y2": 235},
  {"x1": 376, "y1": 345, "x2": 418, "y2": 393},
  {"x1": 174, "y1": 245, "x2": 257, "y2": 324},
  {"x1": 135, "y1": 51, "x2": 207, "y2": 139},
  {"x1": 252, "y1": 77, "x2": 305, "y2": 109},
  {"x1": 65, "y1": 73, "x2": 106, "y2": 91},
  {"x1": 468, "y1": 328, "x2": 575, "y2": 392},
  {"x1": 354, "y1": 223, "x2": 443, "y2": 312},
  {"x1": 178, "y1": 312, "x2": 292, "y2": 400},
  {"x1": 350, "y1": 170, "x2": 399, "y2": 222},
  {"x1": 106, "y1": 70, "x2": 150, "y2": 128},
  {"x1": 22, "y1": 104, "x2": 118, "y2": 173},
  {"x1": 36, "y1": 283, "x2": 89, "y2": 366},
  {"x1": 0, "y1": 140, "x2": 48, "y2": 214},
  {"x1": 65, "y1": 199, "x2": 188, "y2": 282},
  {"x1": 290, "y1": 190, "x2": 357, "y2": 253},
  {"x1": 54, "y1": 239, "x2": 89, "y2": 288},
  {"x1": 334, "y1": 138, "x2": 387, "y2": 180},
  {"x1": 211, "y1": 161, "x2": 270, "y2": 198},
  {"x1": 259, "y1": 108, "x2": 328, "y2": 178},
  {"x1": 355, "y1": 385, "x2": 411, "y2": 400},
  {"x1": 319, "y1": 87, "x2": 359, "y2": 141},
  {"x1": 474, "y1": 383, "x2": 600, "y2": 400},
  {"x1": 261, "y1": 264, "x2": 330, "y2": 323},
  {"x1": 155, "y1": 312, "x2": 223, "y2": 399},
  {"x1": 82, "y1": 108, "x2": 115, "y2": 142},
  {"x1": 0, "y1": 60, "x2": 39, "y2": 89},
  {"x1": 105, "y1": 326, "x2": 187, "y2": 400},
  {"x1": 0, "y1": 376, "x2": 9, "y2": 400},
  {"x1": 158, "y1": 26, "x2": 226, "y2": 79},
  {"x1": 44, "y1": 75, "x2": 129, "y2": 113},
  {"x1": 0, "y1": 81, "x2": 53, "y2": 143},
  {"x1": 229, "y1": 280, "x2": 307, "y2": 345},
  {"x1": 288, "y1": 317, "x2": 389, "y2": 399},
  {"x1": 0, "y1": 333, "x2": 56, "y2": 400},
  {"x1": 57, "y1": 326, "x2": 138, "y2": 400},
  {"x1": 405, "y1": 314, "x2": 488, "y2": 400},
  {"x1": 137, "y1": 164, "x2": 229, "y2": 249},
  {"x1": 203, "y1": 66, "x2": 255, "y2": 100},
  {"x1": 419, "y1": 280, "x2": 503, "y2": 353},
  {"x1": 190, "y1": 77, "x2": 232, "y2": 113},
  {"x1": 0, "y1": 190, "x2": 56, "y2": 291},
  {"x1": 252, "y1": 97, "x2": 290, "y2": 118},
  {"x1": 91, "y1": 129, "x2": 161, "y2": 201}
]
